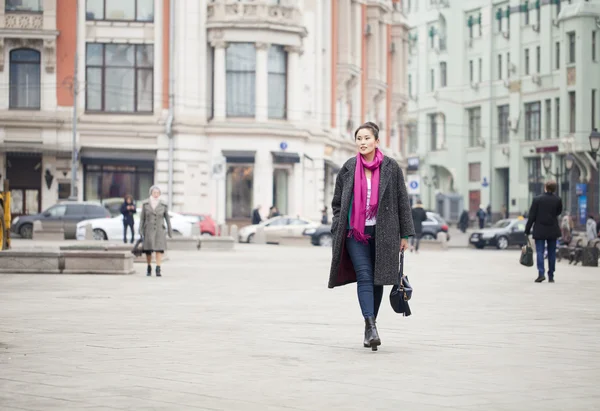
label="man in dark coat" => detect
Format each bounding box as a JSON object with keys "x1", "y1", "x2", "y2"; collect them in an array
[
  {"x1": 524, "y1": 180, "x2": 563, "y2": 283},
  {"x1": 458, "y1": 210, "x2": 469, "y2": 233},
  {"x1": 251, "y1": 205, "x2": 262, "y2": 225},
  {"x1": 410, "y1": 200, "x2": 428, "y2": 252}
]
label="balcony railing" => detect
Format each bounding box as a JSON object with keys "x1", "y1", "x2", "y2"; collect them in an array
[
  {"x1": 207, "y1": 0, "x2": 304, "y2": 31},
  {"x1": 6, "y1": 0, "x2": 43, "y2": 13}
]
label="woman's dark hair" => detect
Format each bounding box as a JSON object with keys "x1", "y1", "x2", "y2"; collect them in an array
[
  {"x1": 354, "y1": 122, "x2": 380, "y2": 140},
  {"x1": 124, "y1": 195, "x2": 133, "y2": 202}
]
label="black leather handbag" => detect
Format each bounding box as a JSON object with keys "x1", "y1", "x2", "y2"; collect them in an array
[
  {"x1": 131, "y1": 238, "x2": 144, "y2": 257},
  {"x1": 520, "y1": 237, "x2": 534, "y2": 267},
  {"x1": 389, "y1": 250, "x2": 412, "y2": 316}
]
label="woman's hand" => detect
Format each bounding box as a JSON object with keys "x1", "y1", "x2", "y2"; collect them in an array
[{"x1": 400, "y1": 238, "x2": 409, "y2": 252}]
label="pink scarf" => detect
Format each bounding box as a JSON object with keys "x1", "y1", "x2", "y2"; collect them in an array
[{"x1": 348, "y1": 149, "x2": 384, "y2": 244}]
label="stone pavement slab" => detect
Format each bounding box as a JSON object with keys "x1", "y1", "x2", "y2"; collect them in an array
[{"x1": 1, "y1": 245, "x2": 600, "y2": 410}]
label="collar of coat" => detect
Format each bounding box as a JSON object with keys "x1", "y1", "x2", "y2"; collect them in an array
[{"x1": 339, "y1": 155, "x2": 395, "y2": 203}]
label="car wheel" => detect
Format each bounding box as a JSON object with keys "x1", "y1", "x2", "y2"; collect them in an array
[
  {"x1": 247, "y1": 233, "x2": 255, "y2": 243},
  {"x1": 475, "y1": 244, "x2": 485, "y2": 249},
  {"x1": 19, "y1": 224, "x2": 33, "y2": 239},
  {"x1": 422, "y1": 233, "x2": 436, "y2": 240},
  {"x1": 318, "y1": 233, "x2": 333, "y2": 247},
  {"x1": 92, "y1": 229, "x2": 107, "y2": 241},
  {"x1": 496, "y1": 236, "x2": 509, "y2": 250}
]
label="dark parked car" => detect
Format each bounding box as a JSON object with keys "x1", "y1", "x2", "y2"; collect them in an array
[
  {"x1": 305, "y1": 225, "x2": 333, "y2": 247},
  {"x1": 469, "y1": 218, "x2": 528, "y2": 250},
  {"x1": 11, "y1": 202, "x2": 111, "y2": 239},
  {"x1": 422, "y1": 212, "x2": 450, "y2": 241}
]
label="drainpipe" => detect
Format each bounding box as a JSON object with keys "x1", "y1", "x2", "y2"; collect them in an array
[
  {"x1": 488, "y1": 0, "x2": 494, "y2": 221},
  {"x1": 166, "y1": 0, "x2": 175, "y2": 210}
]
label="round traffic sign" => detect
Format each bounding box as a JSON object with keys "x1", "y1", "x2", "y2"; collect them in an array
[{"x1": 409, "y1": 181, "x2": 419, "y2": 189}]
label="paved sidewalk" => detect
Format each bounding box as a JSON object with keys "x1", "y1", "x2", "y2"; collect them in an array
[{"x1": 1, "y1": 245, "x2": 599, "y2": 410}]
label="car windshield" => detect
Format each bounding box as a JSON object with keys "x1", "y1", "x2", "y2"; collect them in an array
[{"x1": 492, "y1": 220, "x2": 512, "y2": 229}]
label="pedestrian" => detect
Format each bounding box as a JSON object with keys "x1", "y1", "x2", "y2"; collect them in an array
[
  {"x1": 328, "y1": 121, "x2": 414, "y2": 351},
  {"x1": 252, "y1": 205, "x2": 262, "y2": 225},
  {"x1": 486, "y1": 204, "x2": 492, "y2": 224},
  {"x1": 586, "y1": 215, "x2": 597, "y2": 242},
  {"x1": 560, "y1": 212, "x2": 573, "y2": 244},
  {"x1": 501, "y1": 204, "x2": 508, "y2": 219},
  {"x1": 321, "y1": 207, "x2": 329, "y2": 225},
  {"x1": 476, "y1": 205, "x2": 486, "y2": 229},
  {"x1": 524, "y1": 181, "x2": 563, "y2": 283},
  {"x1": 268, "y1": 206, "x2": 281, "y2": 219},
  {"x1": 139, "y1": 185, "x2": 172, "y2": 277},
  {"x1": 410, "y1": 200, "x2": 427, "y2": 253},
  {"x1": 120, "y1": 195, "x2": 136, "y2": 244},
  {"x1": 458, "y1": 209, "x2": 469, "y2": 233}
]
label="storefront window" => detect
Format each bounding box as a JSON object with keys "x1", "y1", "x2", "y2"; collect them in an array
[
  {"x1": 226, "y1": 165, "x2": 253, "y2": 219},
  {"x1": 84, "y1": 164, "x2": 154, "y2": 202},
  {"x1": 273, "y1": 168, "x2": 289, "y2": 215}
]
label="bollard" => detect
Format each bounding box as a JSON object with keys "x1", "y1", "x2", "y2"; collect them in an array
[
  {"x1": 254, "y1": 226, "x2": 266, "y2": 244},
  {"x1": 230, "y1": 225, "x2": 239, "y2": 242},
  {"x1": 438, "y1": 232, "x2": 449, "y2": 250},
  {"x1": 84, "y1": 224, "x2": 93, "y2": 240}
]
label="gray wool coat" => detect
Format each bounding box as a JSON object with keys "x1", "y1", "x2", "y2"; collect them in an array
[
  {"x1": 328, "y1": 156, "x2": 415, "y2": 289},
  {"x1": 139, "y1": 200, "x2": 172, "y2": 251}
]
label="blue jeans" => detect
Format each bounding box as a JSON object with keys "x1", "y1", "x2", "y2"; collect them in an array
[
  {"x1": 346, "y1": 226, "x2": 383, "y2": 319},
  {"x1": 535, "y1": 239, "x2": 557, "y2": 279}
]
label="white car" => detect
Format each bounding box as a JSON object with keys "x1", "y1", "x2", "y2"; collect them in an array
[
  {"x1": 238, "y1": 216, "x2": 320, "y2": 243},
  {"x1": 76, "y1": 209, "x2": 195, "y2": 241}
]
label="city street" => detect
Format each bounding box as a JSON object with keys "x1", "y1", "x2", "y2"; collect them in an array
[{"x1": 1, "y1": 244, "x2": 599, "y2": 410}]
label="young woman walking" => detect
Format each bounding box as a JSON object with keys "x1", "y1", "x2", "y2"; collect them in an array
[
  {"x1": 328, "y1": 122, "x2": 414, "y2": 351},
  {"x1": 139, "y1": 186, "x2": 172, "y2": 277}
]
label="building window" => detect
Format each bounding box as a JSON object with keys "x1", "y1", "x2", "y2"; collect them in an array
[
  {"x1": 569, "y1": 91, "x2": 576, "y2": 133},
  {"x1": 429, "y1": 114, "x2": 438, "y2": 150},
  {"x1": 568, "y1": 32, "x2": 576, "y2": 64},
  {"x1": 430, "y1": 69, "x2": 435, "y2": 91},
  {"x1": 408, "y1": 74, "x2": 412, "y2": 97},
  {"x1": 593, "y1": 31, "x2": 597, "y2": 61},
  {"x1": 226, "y1": 165, "x2": 254, "y2": 219},
  {"x1": 468, "y1": 107, "x2": 481, "y2": 147},
  {"x1": 497, "y1": 54, "x2": 502, "y2": 80},
  {"x1": 9, "y1": 49, "x2": 41, "y2": 110},
  {"x1": 556, "y1": 0, "x2": 561, "y2": 16},
  {"x1": 478, "y1": 58, "x2": 482, "y2": 82},
  {"x1": 525, "y1": 48, "x2": 530, "y2": 75},
  {"x1": 593, "y1": 89, "x2": 597, "y2": 130},
  {"x1": 525, "y1": 101, "x2": 541, "y2": 141},
  {"x1": 6, "y1": 0, "x2": 42, "y2": 12},
  {"x1": 226, "y1": 43, "x2": 256, "y2": 117},
  {"x1": 469, "y1": 60, "x2": 473, "y2": 83},
  {"x1": 545, "y1": 99, "x2": 551, "y2": 139},
  {"x1": 507, "y1": 52, "x2": 510, "y2": 78},
  {"x1": 440, "y1": 62, "x2": 447, "y2": 87},
  {"x1": 555, "y1": 97, "x2": 560, "y2": 138},
  {"x1": 469, "y1": 163, "x2": 481, "y2": 182},
  {"x1": 498, "y1": 104, "x2": 509, "y2": 144},
  {"x1": 555, "y1": 41, "x2": 560, "y2": 70},
  {"x1": 408, "y1": 124, "x2": 418, "y2": 153},
  {"x1": 536, "y1": 46, "x2": 540, "y2": 73},
  {"x1": 268, "y1": 45, "x2": 287, "y2": 119},
  {"x1": 85, "y1": 43, "x2": 153, "y2": 113},
  {"x1": 84, "y1": 164, "x2": 154, "y2": 203},
  {"x1": 528, "y1": 158, "x2": 543, "y2": 202},
  {"x1": 86, "y1": 0, "x2": 153, "y2": 22}
]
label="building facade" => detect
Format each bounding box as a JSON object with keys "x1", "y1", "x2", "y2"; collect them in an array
[
  {"x1": 405, "y1": 0, "x2": 600, "y2": 224},
  {"x1": 0, "y1": 0, "x2": 409, "y2": 225}
]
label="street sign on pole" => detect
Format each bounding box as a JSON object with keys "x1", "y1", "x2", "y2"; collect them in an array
[{"x1": 407, "y1": 175, "x2": 421, "y2": 195}]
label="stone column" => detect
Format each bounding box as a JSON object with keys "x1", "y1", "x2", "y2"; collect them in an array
[
  {"x1": 212, "y1": 40, "x2": 227, "y2": 120},
  {"x1": 255, "y1": 42, "x2": 269, "y2": 121},
  {"x1": 285, "y1": 46, "x2": 303, "y2": 122}
]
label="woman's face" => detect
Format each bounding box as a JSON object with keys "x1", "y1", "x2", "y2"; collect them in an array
[
  {"x1": 151, "y1": 189, "x2": 161, "y2": 199},
  {"x1": 126, "y1": 197, "x2": 132, "y2": 204},
  {"x1": 355, "y1": 128, "x2": 378, "y2": 156}
]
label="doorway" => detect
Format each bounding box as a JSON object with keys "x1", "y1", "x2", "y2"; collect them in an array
[{"x1": 6, "y1": 154, "x2": 42, "y2": 218}]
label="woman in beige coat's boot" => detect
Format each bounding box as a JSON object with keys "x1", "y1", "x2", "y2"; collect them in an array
[{"x1": 139, "y1": 186, "x2": 172, "y2": 277}]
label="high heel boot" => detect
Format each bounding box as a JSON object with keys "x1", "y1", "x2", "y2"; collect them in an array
[{"x1": 364, "y1": 317, "x2": 381, "y2": 351}]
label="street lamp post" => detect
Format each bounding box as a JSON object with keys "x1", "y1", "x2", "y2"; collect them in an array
[
  {"x1": 588, "y1": 129, "x2": 600, "y2": 217},
  {"x1": 542, "y1": 153, "x2": 574, "y2": 207}
]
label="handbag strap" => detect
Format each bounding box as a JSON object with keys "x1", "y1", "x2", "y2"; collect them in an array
[{"x1": 398, "y1": 249, "x2": 405, "y2": 284}]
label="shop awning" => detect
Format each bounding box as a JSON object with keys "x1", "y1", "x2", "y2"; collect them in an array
[
  {"x1": 271, "y1": 151, "x2": 300, "y2": 164},
  {"x1": 80, "y1": 148, "x2": 156, "y2": 167},
  {"x1": 222, "y1": 150, "x2": 256, "y2": 164},
  {"x1": 0, "y1": 142, "x2": 71, "y2": 156},
  {"x1": 324, "y1": 159, "x2": 341, "y2": 173}
]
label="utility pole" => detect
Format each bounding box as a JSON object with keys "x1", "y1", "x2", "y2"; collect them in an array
[{"x1": 69, "y1": 0, "x2": 79, "y2": 201}]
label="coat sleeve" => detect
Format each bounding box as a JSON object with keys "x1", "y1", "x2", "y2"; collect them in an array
[
  {"x1": 139, "y1": 204, "x2": 146, "y2": 236},
  {"x1": 131, "y1": 204, "x2": 137, "y2": 215},
  {"x1": 397, "y1": 166, "x2": 415, "y2": 238},
  {"x1": 120, "y1": 202, "x2": 127, "y2": 217},
  {"x1": 164, "y1": 205, "x2": 173, "y2": 237},
  {"x1": 524, "y1": 198, "x2": 538, "y2": 235},
  {"x1": 331, "y1": 172, "x2": 344, "y2": 235}
]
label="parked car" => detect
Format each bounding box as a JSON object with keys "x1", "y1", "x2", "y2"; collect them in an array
[
  {"x1": 11, "y1": 202, "x2": 111, "y2": 239},
  {"x1": 179, "y1": 213, "x2": 218, "y2": 236},
  {"x1": 238, "y1": 216, "x2": 319, "y2": 244},
  {"x1": 305, "y1": 225, "x2": 333, "y2": 247},
  {"x1": 76, "y1": 209, "x2": 194, "y2": 241},
  {"x1": 469, "y1": 218, "x2": 528, "y2": 249},
  {"x1": 422, "y1": 212, "x2": 451, "y2": 241}
]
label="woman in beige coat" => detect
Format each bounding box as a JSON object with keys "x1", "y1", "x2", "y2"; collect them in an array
[{"x1": 139, "y1": 185, "x2": 172, "y2": 277}]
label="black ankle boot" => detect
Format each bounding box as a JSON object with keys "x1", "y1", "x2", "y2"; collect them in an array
[
  {"x1": 156, "y1": 266, "x2": 161, "y2": 277},
  {"x1": 146, "y1": 265, "x2": 152, "y2": 276},
  {"x1": 363, "y1": 322, "x2": 370, "y2": 348},
  {"x1": 364, "y1": 317, "x2": 381, "y2": 351}
]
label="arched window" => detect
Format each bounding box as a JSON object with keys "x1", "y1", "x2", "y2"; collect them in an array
[{"x1": 9, "y1": 48, "x2": 41, "y2": 110}]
